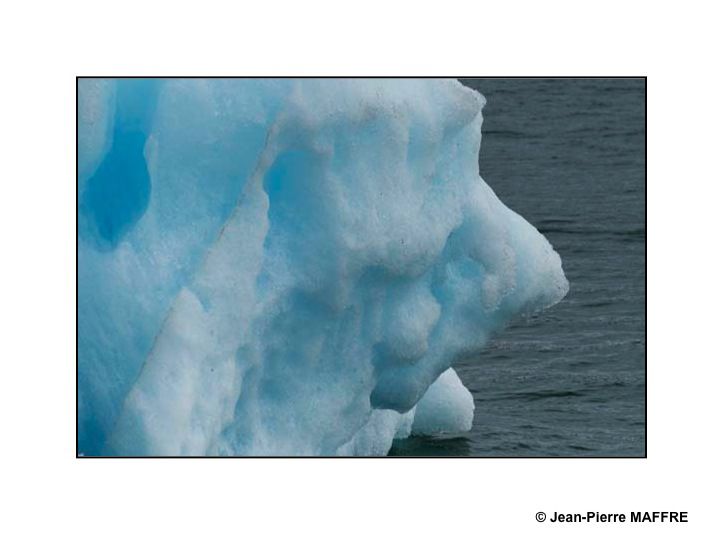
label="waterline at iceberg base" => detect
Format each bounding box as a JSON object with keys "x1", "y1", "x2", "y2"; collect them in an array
[{"x1": 77, "y1": 78, "x2": 568, "y2": 456}]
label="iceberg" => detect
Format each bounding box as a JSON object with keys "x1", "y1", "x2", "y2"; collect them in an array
[{"x1": 77, "y1": 78, "x2": 568, "y2": 456}]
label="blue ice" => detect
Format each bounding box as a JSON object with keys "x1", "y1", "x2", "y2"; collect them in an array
[{"x1": 77, "y1": 78, "x2": 568, "y2": 456}]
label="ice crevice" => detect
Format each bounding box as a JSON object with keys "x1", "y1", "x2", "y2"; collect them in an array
[{"x1": 78, "y1": 78, "x2": 568, "y2": 456}]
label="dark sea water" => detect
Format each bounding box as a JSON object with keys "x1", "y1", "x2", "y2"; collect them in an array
[{"x1": 391, "y1": 78, "x2": 646, "y2": 457}]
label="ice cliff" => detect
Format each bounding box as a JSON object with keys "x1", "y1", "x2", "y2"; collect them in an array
[{"x1": 77, "y1": 78, "x2": 568, "y2": 456}]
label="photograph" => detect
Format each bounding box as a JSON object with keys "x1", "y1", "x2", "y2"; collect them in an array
[{"x1": 77, "y1": 77, "x2": 645, "y2": 457}]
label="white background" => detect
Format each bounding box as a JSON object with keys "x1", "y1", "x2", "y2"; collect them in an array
[{"x1": 1, "y1": 1, "x2": 717, "y2": 538}]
